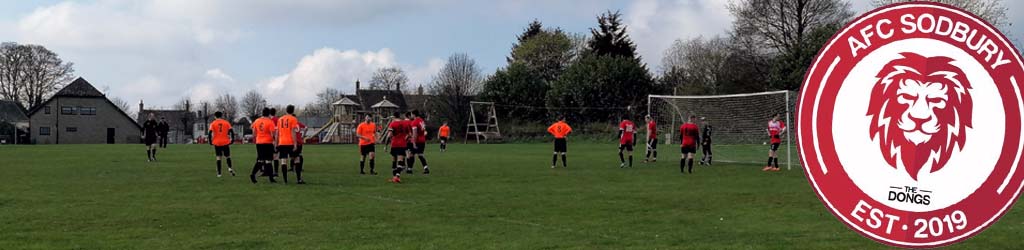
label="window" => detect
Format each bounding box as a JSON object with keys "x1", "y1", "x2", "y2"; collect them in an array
[
  {"x1": 61, "y1": 106, "x2": 76, "y2": 115},
  {"x1": 66, "y1": 127, "x2": 78, "y2": 132},
  {"x1": 44, "y1": 106, "x2": 51, "y2": 114},
  {"x1": 39, "y1": 127, "x2": 50, "y2": 135},
  {"x1": 80, "y1": 107, "x2": 97, "y2": 116}
]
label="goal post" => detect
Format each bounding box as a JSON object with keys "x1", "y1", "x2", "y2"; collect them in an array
[{"x1": 647, "y1": 90, "x2": 796, "y2": 170}]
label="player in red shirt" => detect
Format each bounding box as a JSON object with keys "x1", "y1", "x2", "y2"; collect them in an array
[
  {"x1": 618, "y1": 117, "x2": 636, "y2": 168},
  {"x1": 643, "y1": 115, "x2": 658, "y2": 163},
  {"x1": 383, "y1": 112, "x2": 409, "y2": 183},
  {"x1": 409, "y1": 110, "x2": 431, "y2": 174},
  {"x1": 764, "y1": 114, "x2": 786, "y2": 172},
  {"x1": 679, "y1": 115, "x2": 701, "y2": 174}
]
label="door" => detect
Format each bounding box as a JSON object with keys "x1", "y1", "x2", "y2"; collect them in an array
[{"x1": 106, "y1": 128, "x2": 115, "y2": 144}]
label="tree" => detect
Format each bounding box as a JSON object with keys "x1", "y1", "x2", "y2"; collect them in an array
[
  {"x1": 728, "y1": 0, "x2": 852, "y2": 90},
  {"x1": 587, "y1": 10, "x2": 639, "y2": 59},
  {"x1": 430, "y1": 53, "x2": 483, "y2": 128},
  {"x1": 548, "y1": 55, "x2": 656, "y2": 122},
  {"x1": 214, "y1": 94, "x2": 239, "y2": 121},
  {"x1": 481, "y1": 62, "x2": 549, "y2": 120},
  {"x1": 368, "y1": 67, "x2": 410, "y2": 93},
  {"x1": 509, "y1": 28, "x2": 575, "y2": 83},
  {"x1": 872, "y1": 0, "x2": 1008, "y2": 27},
  {"x1": 0, "y1": 43, "x2": 75, "y2": 109},
  {"x1": 302, "y1": 88, "x2": 344, "y2": 117},
  {"x1": 240, "y1": 90, "x2": 266, "y2": 120},
  {"x1": 109, "y1": 96, "x2": 135, "y2": 118},
  {"x1": 661, "y1": 36, "x2": 732, "y2": 95}
]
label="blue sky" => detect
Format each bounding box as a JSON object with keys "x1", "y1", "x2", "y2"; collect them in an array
[{"x1": 0, "y1": 0, "x2": 1022, "y2": 110}]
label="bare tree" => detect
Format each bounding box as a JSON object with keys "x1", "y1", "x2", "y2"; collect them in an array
[
  {"x1": 302, "y1": 88, "x2": 343, "y2": 117},
  {"x1": 430, "y1": 53, "x2": 483, "y2": 127},
  {"x1": 0, "y1": 43, "x2": 75, "y2": 109},
  {"x1": 173, "y1": 97, "x2": 192, "y2": 111},
  {"x1": 109, "y1": 96, "x2": 135, "y2": 118},
  {"x1": 661, "y1": 36, "x2": 732, "y2": 95},
  {"x1": 729, "y1": 0, "x2": 852, "y2": 56},
  {"x1": 368, "y1": 67, "x2": 410, "y2": 93},
  {"x1": 214, "y1": 94, "x2": 239, "y2": 121},
  {"x1": 240, "y1": 90, "x2": 266, "y2": 120},
  {"x1": 872, "y1": 0, "x2": 1008, "y2": 27}
]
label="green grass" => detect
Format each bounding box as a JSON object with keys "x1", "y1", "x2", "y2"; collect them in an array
[{"x1": 0, "y1": 143, "x2": 1021, "y2": 249}]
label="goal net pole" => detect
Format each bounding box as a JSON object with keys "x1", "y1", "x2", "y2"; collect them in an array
[{"x1": 647, "y1": 90, "x2": 794, "y2": 170}]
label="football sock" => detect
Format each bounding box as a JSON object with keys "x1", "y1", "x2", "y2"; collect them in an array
[
  {"x1": 645, "y1": 150, "x2": 651, "y2": 159},
  {"x1": 619, "y1": 152, "x2": 625, "y2": 163},
  {"x1": 653, "y1": 150, "x2": 657, "y2": 158},
  {"x1": 561, "y1": 154, "x2": 567, "y2": 167},
  {"x1": 295, "y1": 163, "x2": 303, "y2": 181},
  {"x1": 392, "y1": 160, "x2": 397, "y2": 170},
  {"x1": 418, "y1": 156, "x2": 428, "y2": 167},
  {"x1": 708, "y1": 155, "x2": 712, "y2": 164},
  {"x1": 146, "y1": 149, "x2": 151, "y2": 159},
  {"x1": 688, "y1": 159, "x2": 694, "y2": 173},
  {"x1": 274, "y1": 161, "x2": 280, "y2": 176},
  {"x1": 369, "y1": 159, "x2": 375, "y2": 172},
  {"x1": 552, "y1": 154, "x2": 558, "y2": 166},
  {"x1": 281, "y1": 163, "x2": 289, "y2": 182},
  {"x1": 216, "y1": 160, "x2": 222, "y2": 175},
  {"x1": 628, "y1": 155, "x2": 633, "y2": 167},
  {"x1": 360, "y1": 160, "x2": 365, "y2": 172},
  {"x1": 767, "y1": 157, "x2": 773, "y2": 166},
  {"x1": 227, "y1": 158, "x2": 233, "y2": 168},
  {"x1": 408, "y1": 156, "x2": 416, "y2": 169},
  {"x1": 680, "y1": 159, "x2": 685, "y2": 173},
  {"x1": 251, "y1": 162, "x2": 262, "y2": 176},
  {"x1": 774, "y1": 158, "x2": 780, "y2": 168}
]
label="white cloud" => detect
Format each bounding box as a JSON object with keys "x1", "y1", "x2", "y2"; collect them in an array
[
  {"x1": 625, "y1": 0, "x2": 734, "y2": 71},
  {"x1": 257, "y1": 48, "x2": 441, "y2": 105}
]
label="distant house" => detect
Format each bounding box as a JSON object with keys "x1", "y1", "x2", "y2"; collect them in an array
[
  {"x1": 27, "y1": 78, "x2": 141, "y2": 144},
  {"x1": 0, "y1": 100, "x2": 29, "y2": 144},
  {"x1": 137, "y1": 100, "x2": 197, "y2": 144}
]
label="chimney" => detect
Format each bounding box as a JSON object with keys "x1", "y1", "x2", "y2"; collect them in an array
[
  {"x1": 139, "y1": 100, "x2": 144, "y2": 113},
  {"x1": 355, "y1": 79, "x2": 361, "y2": 91},
  {"x1": 185, "y1": 100, "x2": 191, "y2": 112},
  {"x1": 396, "y1": 81, "x2": 401, "y2": 93},
  {"x1": 417, "y1": 85, "x2": 424, "y2": 95}
]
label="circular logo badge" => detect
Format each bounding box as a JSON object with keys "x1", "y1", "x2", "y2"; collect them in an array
[{"x1": 798, "y1": 2, "x2": 1024, "y2": 248}]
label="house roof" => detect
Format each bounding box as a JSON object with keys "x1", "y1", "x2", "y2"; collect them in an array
[
  {"x1": 26, "y1": 77, "x2": 142, "y2": 130},
  {"x1": 403, "y1": 94, "x2": 432, "y2": 110},
  {"x1": 353, "y1": 89, "x2": 407, "y2": 111},
  {"x1": 371, "y1": 99, "x2": 399, "y2": 109},
  {"x1": 332, "y1": 97, "x2": 360, "y2": 106},
  {"x1": 0, "y1": 100, "x2": 28, "y2": 122},
  {"x1": 54, "y1": 77, "x2": 105, "y2": 98}
]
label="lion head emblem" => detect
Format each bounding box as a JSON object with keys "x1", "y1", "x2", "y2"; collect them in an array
[{"x1": 866, "y1": 52, "x2": 974, "y2": 181}]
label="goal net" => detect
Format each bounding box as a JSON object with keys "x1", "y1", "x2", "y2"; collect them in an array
[{"x1": 647, "y1": 91, "x2": 796, "y2": 169}]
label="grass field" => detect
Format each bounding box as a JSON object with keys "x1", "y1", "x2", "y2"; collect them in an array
[{"x1": 1, "y1": 142, "x2": 1021, "y2": 249}]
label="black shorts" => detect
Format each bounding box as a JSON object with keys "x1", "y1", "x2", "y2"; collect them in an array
[
  {"x1": 360, "y1": 144, "x2": 376, "y2": 156},
  {"x1": 619, "y1": 143, "x2": 633, "y2": 151},
  {"x1": 390, "y1": 147, "x2": 407, "y2": 157},
  {"x1": 554, "y1": 138, "x2": 567, "y2": 152},
  {"x1": 214, "y1": 146, "x2": 231, "y2": 157},
  {"x1": 277, "y1": 145, "x2": 295, "y2": 159},
  {"x1": 681, "y1": 146, "x2": 697, "y2": 154},
  {"x1": 647, "y1": 138, "x2": 658, "y2": 149},
  {"x1": 411, "y1": 143, "x2": 426, "y2": 154},
  {"x1": 293, "y1": 145, "x2": 303, "y2": 158},
  {"x1": 144, "y1": 136, "x2": 156, "y2": 146},
  {"x1": 440, "y1": 136, "x2": 448, "y2": 142},
  {"x1": 256, "y1": 144, "x2": 275, "y2": 161},
  {"x1": 770, "y1": 143, "x2": 781, "y2": 151}
]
